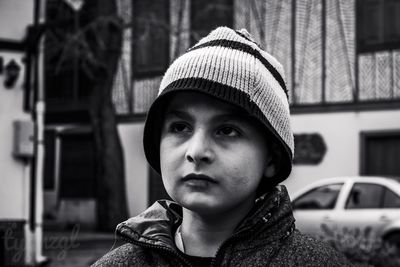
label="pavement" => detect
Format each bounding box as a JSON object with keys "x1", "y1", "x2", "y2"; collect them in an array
[{"x1": 42, "y1": 231, "x2": 124, "y2": 267}]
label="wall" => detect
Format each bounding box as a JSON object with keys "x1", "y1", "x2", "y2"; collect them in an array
[
  {"x1": 118, "y1": 123, "x2": 149, "y2": 216},
  {"x1": 283, "y1": 109, "x2": 400, "y2": 196},
  {"x1": 0, "y1": 0, "x2": 34, "y2": 220},
  {"x1": 0, "y1": 0, "x2": 33, "y2": 40}
]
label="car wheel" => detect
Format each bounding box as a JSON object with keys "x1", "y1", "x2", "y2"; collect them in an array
[{"x1": 383, "y1": 231, "x2": 400, "y2": 248}]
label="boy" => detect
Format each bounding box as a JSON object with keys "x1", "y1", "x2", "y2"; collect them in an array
[{"x1": 93, "y1": 27, "x2": 352, "y2": 266}]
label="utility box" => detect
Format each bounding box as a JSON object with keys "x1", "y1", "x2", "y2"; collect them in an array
[{"x1": 13, "y1": 120, "x2": 34, "y2": 158}]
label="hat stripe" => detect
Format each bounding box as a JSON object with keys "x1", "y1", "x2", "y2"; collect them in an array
[
  {"x1": 160, "y1": 46, "x2": 289, "y2": 110},
  {"x1": 235, "y1": 30, "x2": 258, "y2": 44},
  {"x1": 188, "y1": 39, "x2": 288, "y2": 98}
]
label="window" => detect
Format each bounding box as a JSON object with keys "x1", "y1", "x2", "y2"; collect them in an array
[
  {"x1": 383, "y1": 188, "x2": 400, "y2": 208},
  {"x1": 357, "y1": 0, "x2": 400, "y2": 53},
  {"x1": 44, "y1": 0, "x2": 98, "y2": 123},
  {"x1": 45, "y1": 0, "x2": 97, "y2": 103},
  {"x1": 133, "y1": 0, "x2": 170, "y2": 77},
  {"x1": 361, "y1": 132, "x2": 400, "y2": 178},
  {"x1": 293, "y1": 183, "x2": 343, "y2": 210},
  {"x1": 190, "y1": 0, "x2": 233, "y2": 44},
  {"x1": 288, "y1": 0, "x2": 400, "y2": 111},
  {"x1": 345, "y1": 183, "x2": 384, "y2": 209},
  {"x1": 113, "y1": 1, "x2": 169, "y2": 117}
]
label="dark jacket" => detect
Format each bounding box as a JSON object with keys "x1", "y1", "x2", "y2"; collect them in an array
[{"x1": 92, "y1": 186, "x2": 353, "y2": 266}]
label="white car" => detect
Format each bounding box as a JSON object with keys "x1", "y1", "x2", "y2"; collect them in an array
[{"x1": 291, "y1": 176, "x2": 400, "y2": 244}]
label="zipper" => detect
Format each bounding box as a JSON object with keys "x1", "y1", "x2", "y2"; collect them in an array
[{"x1": 120, "y1": 233, "x2": 193, "y2": 267}]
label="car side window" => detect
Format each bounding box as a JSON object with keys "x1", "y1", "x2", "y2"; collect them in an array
[
  {"x1": 345, "y1": 183, "x2": 384, "y2": 209},
  {"x1": 383, "y1": 188, "x2": 400, "y2": 208},
  {"x1": 293, "y1": 184, "x2": 343, "y2": 210}
]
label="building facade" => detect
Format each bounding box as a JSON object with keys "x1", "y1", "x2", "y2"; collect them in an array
[
  {"x1": 112, "y1": 0, "x2": 400, "y2": 207},
  {"x1": 1, "y1": 0, "x2": 400, "y2": 265},
  {"x1": 41, "y1": 0, "x2": 400, "y2": 227},
  {"x1": 0, "y1": 1, "x2": 35, "y2": 265}
]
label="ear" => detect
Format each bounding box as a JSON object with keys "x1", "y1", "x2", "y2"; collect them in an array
[{"x1": 264, "y1": 143, "x2": 282, "y2": 178}]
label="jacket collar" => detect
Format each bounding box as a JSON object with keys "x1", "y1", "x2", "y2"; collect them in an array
[{"x1": 116, "y1": 185, "x2": 295, "y2": 250}]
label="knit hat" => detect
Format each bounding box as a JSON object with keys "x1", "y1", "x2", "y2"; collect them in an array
[{"x1": 143, "y1": 26, "x2": 294, "y2": 191}]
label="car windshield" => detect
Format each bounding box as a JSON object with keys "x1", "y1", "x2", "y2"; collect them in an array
[{"x1": 293, "y1": 183, "x2": 343, "y2": 210}]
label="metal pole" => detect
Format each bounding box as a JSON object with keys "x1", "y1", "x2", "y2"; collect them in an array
[
  {"x1": 322, "y1": 0, "x2": 326, "y2": 104},
  {"x1": 30, "y1": 0, "x2": 47, "y2": 264},
  {"x1": 73, "y1": 10, "x2": 79, "y2": 99},
  {"x1": 291, "y1": 0, "x2": 297, "y2": 104}
]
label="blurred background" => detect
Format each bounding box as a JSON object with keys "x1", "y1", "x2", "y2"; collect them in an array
[{"x1": 0, "y1": 0, "x2": 399, "y2": 266}]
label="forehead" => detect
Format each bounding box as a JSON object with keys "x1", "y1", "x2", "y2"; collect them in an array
[{"x1": 164, "y1": 91, "x2": 246, "y2": 116}]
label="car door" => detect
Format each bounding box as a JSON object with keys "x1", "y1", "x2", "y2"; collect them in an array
[
  {"x1": 380, "y1": 186, "x2": 400, "y2": 235},
  {"x1": 335, "y1": 182, "x2": 398, "y2": 238},
  {"x1": 292, "y1": 183, "x2": 343, "y2": 236}
]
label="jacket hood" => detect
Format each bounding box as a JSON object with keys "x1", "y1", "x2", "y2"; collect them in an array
[{"x1": 116, "y1": 185, "x2": 295, "y2": 250}]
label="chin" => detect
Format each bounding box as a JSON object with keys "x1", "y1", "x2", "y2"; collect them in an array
[{"x1": 178, "y1": 194, "x2": 224, "y2": 214}]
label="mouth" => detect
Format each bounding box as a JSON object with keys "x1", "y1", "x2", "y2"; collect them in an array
[{"x1": 181, "y1": 173, "x2": 218, "y2": 184}]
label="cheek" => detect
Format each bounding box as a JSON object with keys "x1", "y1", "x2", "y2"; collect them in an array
[
  {"x1": 160, "y1": 137, "x2": 175, "y2": 171},
  {"x1": 160, "y1": 136, "x2": 183, "y2": 181},
  {"x1": 159, "y1": 140, "x2": 176, "y2": 197},
  {"x1": 225, "y1": 146, "x2": 266, "y2": 185},
  {"x1": 159, "y1": 140, "x2": 168, "y2": 171}
]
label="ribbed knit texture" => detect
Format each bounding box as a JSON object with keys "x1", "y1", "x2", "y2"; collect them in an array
[{"x1": 143, "y1": 26, "x2": 294, "y2": 188}]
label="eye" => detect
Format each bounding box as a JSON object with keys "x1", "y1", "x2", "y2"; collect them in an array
[
  {"x1": 216, "y1": 126, "x2": 241, "y2": 137},
  {"x1": 169, "y1": 122, "x2": 191, "y2": 134}
]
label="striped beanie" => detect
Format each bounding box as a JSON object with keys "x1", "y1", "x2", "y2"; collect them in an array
[{"x1": 143, "y1": 26, "x2": 294, "y2": 191}]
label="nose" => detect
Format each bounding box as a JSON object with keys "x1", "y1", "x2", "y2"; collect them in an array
[{"x1": 185, "y1": 129, "x2": 214, "y2": 165}]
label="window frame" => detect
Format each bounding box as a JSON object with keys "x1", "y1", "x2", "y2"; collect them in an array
[
  {"x1": 345, "y1": 182, "x2": 386, "y2": 209},
  {"x1": 190, "y1": 0, "x2": 234, "y2": 45},
  {"x1": 289, "y1": 0, "x2": 400, "y2": 111},
  {"x1": 292, "y1": 183, "x2": 344, "y2": 210},
  {"x1": 132, "y1": 0, "x2": 170, "y2": 78},
  {"x1": 44, "y1": 0, "x2": 98, "y2": 123},
  {"x1": 356, "y1": 0, "x2": 400, "y2": 54},
  {"x1": 382, "y1": 187, "x2": 400, "y2": 208}
]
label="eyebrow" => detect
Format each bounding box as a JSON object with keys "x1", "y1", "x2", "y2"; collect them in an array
[
  {"x1": 164, "y1": 109, "x2": 192, "y2": 121},
  {"x1": 164, "y1": 108, "x2": 252, "y2": 123}
]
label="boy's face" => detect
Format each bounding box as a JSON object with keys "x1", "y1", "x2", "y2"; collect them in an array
[{"x1": 159, "y1": 92, "x2": 275, "y2": 215}]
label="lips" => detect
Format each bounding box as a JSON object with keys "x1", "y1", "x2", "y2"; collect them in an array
[{"x1": 181, "y1": 173, "x2": 218, "y2": 184}]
